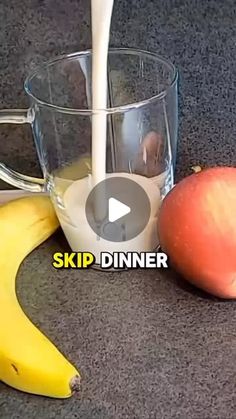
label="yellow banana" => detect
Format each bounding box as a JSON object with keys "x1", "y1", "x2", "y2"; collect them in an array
[{"x1": 0, "y1": 195, "x2": 80, "y2": 398}]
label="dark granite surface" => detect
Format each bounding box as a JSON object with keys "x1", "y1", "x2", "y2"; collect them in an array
[{"x1": 0, "y1": 0, "x2": 236, "y2": 418}]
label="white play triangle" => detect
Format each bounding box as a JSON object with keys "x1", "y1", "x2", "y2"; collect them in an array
[{"x1": 108, "y1": 197, "x2": 131, "y2": 223}]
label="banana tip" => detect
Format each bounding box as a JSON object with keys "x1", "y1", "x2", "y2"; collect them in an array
[{"x1": 70, "y1": 375, "x2": 81, "y2": 395}]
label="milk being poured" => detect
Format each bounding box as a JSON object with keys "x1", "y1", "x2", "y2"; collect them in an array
[
  {"x1": 91, "y1": 0, "x2": 114, "y2": 186},
  {"x1": 56, "y1": 0, "x2": 164, "y2": 264}
]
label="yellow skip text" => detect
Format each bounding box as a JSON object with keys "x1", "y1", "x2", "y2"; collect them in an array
[{"x1": 52, "y1": 252, "x2": 95, "y2": 269}]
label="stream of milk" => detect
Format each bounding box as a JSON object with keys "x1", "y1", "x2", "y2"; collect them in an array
[
  {"x1": 91, "y1": 0, "x2": 114, "y2": 185},
  {"x1": 56, "y1": 0, "x2": 165, "y2": 264}
]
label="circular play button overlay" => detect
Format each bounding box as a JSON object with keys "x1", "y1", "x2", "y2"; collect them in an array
[{"x1": 85, "y1": 175, "x2": 151, "y2": 242}]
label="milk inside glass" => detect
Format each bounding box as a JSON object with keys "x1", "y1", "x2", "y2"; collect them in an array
[{"x1": 55, "y1": 0, "x2": 165, "y2": 264}]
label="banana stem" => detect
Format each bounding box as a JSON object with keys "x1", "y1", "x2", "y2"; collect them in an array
[{"x1": 69, "y1": 375, "x2": 81, "y2": 394}]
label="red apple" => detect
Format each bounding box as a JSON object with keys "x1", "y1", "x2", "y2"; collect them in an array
[{"x1": 157, "y1": 166, "x2": 236, "y2": 298}]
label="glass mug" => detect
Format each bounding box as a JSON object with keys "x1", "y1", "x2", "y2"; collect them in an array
[{"x1": 0, "y1": 48, "x2": 178, "y2": 266}]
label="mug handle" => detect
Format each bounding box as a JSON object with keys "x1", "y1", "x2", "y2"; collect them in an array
[{"x1": 0, "y1": 109, "x2": 45, "y2": 192}]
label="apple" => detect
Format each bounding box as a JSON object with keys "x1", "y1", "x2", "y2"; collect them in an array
[{"x1": 157, "y1": 166, "x2": 236, "y2": 299}]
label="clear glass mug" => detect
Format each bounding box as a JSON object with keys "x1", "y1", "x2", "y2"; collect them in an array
[{"x1": 0, "y1": 48, "x2": 178, "y2": 264}]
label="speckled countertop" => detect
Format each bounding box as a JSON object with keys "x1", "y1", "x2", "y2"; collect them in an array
[{"x1": 0, "y1": 1, "x2": 236, "y2": 418}]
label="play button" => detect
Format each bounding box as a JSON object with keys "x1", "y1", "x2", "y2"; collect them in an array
[
  {"x1": 108, "y1": 198, "x2": 131, "y2": 222},
  {"x1": 85, "y1": 174, "x2": 152, "y2": 242}
]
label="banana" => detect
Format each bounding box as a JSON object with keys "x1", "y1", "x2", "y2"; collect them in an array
[{"x1": 0, "y1": 195, "x2": 81, "y2": 398}]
